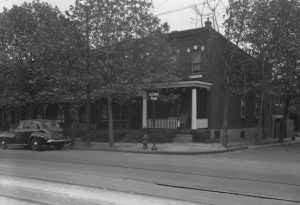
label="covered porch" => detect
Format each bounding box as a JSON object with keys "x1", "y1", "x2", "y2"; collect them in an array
[{"x1": 142, "y1": 81, "x2": 212, "y2": 130}]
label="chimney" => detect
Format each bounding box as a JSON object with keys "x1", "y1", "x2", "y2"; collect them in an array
[{"x1": 204, "y1": 18, "x2": 212, "y2": 29}]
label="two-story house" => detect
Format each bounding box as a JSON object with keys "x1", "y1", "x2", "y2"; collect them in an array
[{"x1": 141, "y1": 19, "x2": 273, "y2": 143}]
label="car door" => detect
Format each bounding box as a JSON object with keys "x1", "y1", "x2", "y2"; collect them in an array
[
  {"x1": 21, "y1": 121, "x2": 38, "y2": 144},
  {"x1": 14, "y1": 122, "x2": 24, "y2": 144}
]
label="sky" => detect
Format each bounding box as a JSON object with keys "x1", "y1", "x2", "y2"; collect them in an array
[{"x1": 0, "y1": 0, "x2": 227, "y2": 32}]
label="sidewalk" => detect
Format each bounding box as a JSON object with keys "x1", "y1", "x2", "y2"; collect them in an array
[{"x1": 69, "y1": 137, "x2": 300, "y2": 155}]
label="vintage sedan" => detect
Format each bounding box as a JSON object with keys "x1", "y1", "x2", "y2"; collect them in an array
[{"x1": 0, "y1": 119, "x2": 71, "y2": 151}]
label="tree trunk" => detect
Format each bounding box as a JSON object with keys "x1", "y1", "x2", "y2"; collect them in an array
[
  {"x1": 86, "y1": 83, "x2": 91, "y2": 148},
  {"x1": 70, "y1": 102, "x2": 78, "y2": 147},
  {"x1": 279, "y1": 98, "x2": 290, "y2": 143},
  {"x1": 221, "y1": 95, "x2": 229, "y2": 147},
  {"x1": 84, "y1": 7, "x2": 91, "y2": 148},
  {"x1": 256, "y1": 93, "x2": 264, "y2": 144},
  {"x1": 107, "y1": 94, "x2": 114, "y2": 148}
]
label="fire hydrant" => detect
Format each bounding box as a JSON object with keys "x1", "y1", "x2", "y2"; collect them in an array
[{"x1": 142, "y1": 134, "x2": 149, "y2": 150}]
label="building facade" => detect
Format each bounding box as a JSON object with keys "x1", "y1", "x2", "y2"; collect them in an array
[{"x1": 140, "y1": 20, "x2": 273, "y2": 142}]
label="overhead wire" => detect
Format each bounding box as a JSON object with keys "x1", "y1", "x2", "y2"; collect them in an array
[{"x1": 156, "y1": 0, "x2": 215, "y2": 16}]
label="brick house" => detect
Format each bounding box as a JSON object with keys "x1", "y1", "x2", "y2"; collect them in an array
[{"x1": 141, "y1": 20, "x2": 273, "y2": 142}]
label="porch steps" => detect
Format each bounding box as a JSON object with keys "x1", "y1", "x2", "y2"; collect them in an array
[
  {"x1": 173, "y1": 131, "x2": 193, "y2": 143},
  {"x1": 194, "y1": 130, "x2": 212, "y2": 142}
]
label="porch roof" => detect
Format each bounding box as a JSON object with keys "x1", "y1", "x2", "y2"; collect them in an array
[{"x1": 146, "y1": 80, "x2": 212, "y2": 90}]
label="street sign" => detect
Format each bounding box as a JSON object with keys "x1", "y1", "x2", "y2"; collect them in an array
[
  {"x1": 150, "y1": 97, "x2": 157, "y2": 101},
  {"x1": 148, "y1": 92, "x2": 159, "y2": 97}
]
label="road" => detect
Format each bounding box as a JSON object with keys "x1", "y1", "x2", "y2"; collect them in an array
[{"x1": 0, "y1": 144, "x2": 299, "y2": 205}]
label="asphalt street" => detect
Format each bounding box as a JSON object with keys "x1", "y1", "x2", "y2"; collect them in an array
[{"x1": 0, "y1": 144, "x2": 299, "y2": 205}]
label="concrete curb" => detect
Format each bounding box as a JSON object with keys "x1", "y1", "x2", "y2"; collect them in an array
[
  {"x1": 70, "y1": 146, "x2": 249, "y2": 155},
  {"x1": 248, "y1": 140, "x2": 300, "y2": 149},
  {"x1": 69, "y1": 139, "x2": 300, "y2": 155}
]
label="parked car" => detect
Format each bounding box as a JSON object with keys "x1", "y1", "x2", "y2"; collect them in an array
[{"x1": 0, "y1": 119, "x2": 71, "y2": 151}]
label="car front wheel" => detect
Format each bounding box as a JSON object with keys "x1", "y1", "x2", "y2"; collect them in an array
[
  {"x1": 31, "y1": 138, "x2": 42, "y2": 151},
  {"x1": 1, "y1": 139, "x2": 7, "y2": 149}
]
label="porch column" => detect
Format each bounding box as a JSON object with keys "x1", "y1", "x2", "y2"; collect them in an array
[
  {"x1": 191, "y1": 88, "x2": 197, "y2": 130},
  {"x1": 142, "y1": 91, "x2": 147, "y2": 128}
]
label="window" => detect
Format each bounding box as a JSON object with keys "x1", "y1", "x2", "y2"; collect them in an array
[
  {"x1": 17, "y1": 122, "x2": 24, "y2": 129},
  {"x1": 191, "y1": 51, "x2": 201, "y2": 74},
  {"x1": 41, "y1": 121, "x2": 60, "y2": 129},
  {"x1": 241, "y1": 95, "x2": 245, "y2": 118},
  {"x1": 30, "y1": 122, "x2": 40, "y2": 129},
  {"x1": 23, "y1": 121, "x2": 31, "y2": 129}
]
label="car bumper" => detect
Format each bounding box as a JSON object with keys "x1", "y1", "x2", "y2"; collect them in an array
[{"x1": 47, "y1": 139, "x2": 71, "y2": 144}]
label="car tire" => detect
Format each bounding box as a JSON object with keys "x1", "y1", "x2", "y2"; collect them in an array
[
  {"x1": 55, "y1": 143, "x2": 64, "y2": 150},
  {"x1": 31, "y1": 138, "x2": 42, "y2": 151},
  {"x1": 1, "y1": 139, "x2": 7, "y2": 149}
]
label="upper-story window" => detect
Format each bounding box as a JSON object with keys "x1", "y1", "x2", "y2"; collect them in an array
[{"x1": 191, "y1": 51, "x2": 201, "y2": 74}]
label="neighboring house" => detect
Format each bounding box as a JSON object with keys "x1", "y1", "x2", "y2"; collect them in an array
[
  {"x1": 272, "y1": 96, "x2": 300, "y2": 138},
  {"x1": 0, "y1": 20, "x2": 275, "y2": 143}
]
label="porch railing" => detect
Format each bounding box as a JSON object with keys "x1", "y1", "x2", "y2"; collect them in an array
[
  {"x1": 197, "y1": 119, "x2": 208, "y2": 129},
  {"x1": 146, "y1": 118, "x2": 208, "y2": 129},
  {"x1": 146, "y1": 118, "x2": 179, "y2": 129},
  {"x1": 79, "y1": 120, "x2": 131, "y2": 130}
]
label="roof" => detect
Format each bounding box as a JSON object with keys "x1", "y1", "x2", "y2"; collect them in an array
[{"x1": 145, "y1": 80, "x2": 212, "y2": 90}]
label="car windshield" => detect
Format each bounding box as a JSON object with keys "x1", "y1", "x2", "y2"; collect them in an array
[{"x1": 40, "y1": 121, "x2": 61, "y2": 129}]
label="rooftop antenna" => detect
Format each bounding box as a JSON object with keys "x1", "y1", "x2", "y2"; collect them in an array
[
  {"x1": 192, "y1": 3, "x2": 206, "y2": 28},
  {"x1": 193, "y1": 0, "x2": 224, "y2": 32}
]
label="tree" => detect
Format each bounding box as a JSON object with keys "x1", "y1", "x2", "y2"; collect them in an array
[
  {"x1": 198, "y1": 1, "x2": 255, "y2": 147},
  {"x1": 227, "y1": 0, "x2": 300, "y2": 142},
  {"x1": 69, "y1": 0, "x2": 177, "y2": 148},
  {"x1": 0, "y1": 1, "x2": 79, "y2": 114},
  {"x1": 52, "y1": 15, "x2": 87, "y2": 147}
]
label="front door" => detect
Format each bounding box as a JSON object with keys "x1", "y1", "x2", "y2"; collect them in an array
[{"x1": 15, "y1": 121, "x2": 38, "y2": 144}]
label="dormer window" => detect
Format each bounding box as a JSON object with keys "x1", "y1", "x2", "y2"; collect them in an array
[{"x1": 191, "y1": 51, "x2": 201, "y2": 74}]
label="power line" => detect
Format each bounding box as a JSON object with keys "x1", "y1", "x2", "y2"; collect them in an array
[
  {"x1": 156, "y1": 0, "x2": 217, "y2": 16},
  {"x1": 156, "y1": 1, "x2": 213, "y2": 16}
]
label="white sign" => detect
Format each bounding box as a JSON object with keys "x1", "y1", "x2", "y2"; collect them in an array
[
  {"x1": 149, "y1": 92, "x2": 159, "y2": 97},
  {"x1": 150, "y1": 97, "x2": 158, "y2": 101}
]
